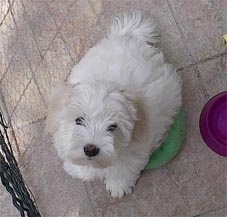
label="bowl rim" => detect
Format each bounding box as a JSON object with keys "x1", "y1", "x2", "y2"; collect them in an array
[{"x1": 199, "y1": 91, "x2": 227, "y2": 157}]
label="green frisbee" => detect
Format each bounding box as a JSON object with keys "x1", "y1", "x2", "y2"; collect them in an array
[{"x1": 146, "y1": 108, "x2": 186, "y2": 169}]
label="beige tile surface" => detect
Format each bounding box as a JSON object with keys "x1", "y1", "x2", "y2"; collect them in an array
[
  {"x1": 20, "y1": 0, "x2": 59, "y2": 56},
  {"x1": 197, "y1": 55, "x2": 227, "y2": 97},
  {"x1": 0, "y1": 0, "x2": 227, "y2": 217},
  {"x1": 0, "y1": 185, "x2": 19, "y2": 217},
  {"x1": 199, "y1": 207, "x2": 227, "y2": 217},
  {"x1": 33, "y1": 37, "x2": 75, "y2": 103},
  {"x1": 168, "y1": 0, "x2": 227, "y2": 61},
  {"x1": 56, "y1": 0, "x2": 103, "y2": 63},
  {"x1": 1, "y1": 0, "x2": 42, "y2": 72}
]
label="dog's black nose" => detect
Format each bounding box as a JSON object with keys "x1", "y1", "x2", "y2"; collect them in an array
[{"x1": 84, "y1": 144, "x2": 100, "y2": 157}]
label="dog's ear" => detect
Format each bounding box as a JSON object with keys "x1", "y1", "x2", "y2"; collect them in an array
[
  {"x1": 46, "y1": 81, "x2": 76, "y2": 134},
  {"x1": 120, "y1": 88, "x2": 149, "y2": 144}
]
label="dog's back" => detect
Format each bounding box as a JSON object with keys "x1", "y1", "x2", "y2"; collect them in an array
[{"x1": 69, "y1": 11, "x2": 162, "y2": 87}]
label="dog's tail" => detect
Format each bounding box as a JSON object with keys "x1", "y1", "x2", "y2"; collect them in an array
[{"x1": 109, "y1": 11, "x2": 159, "y2": 44}]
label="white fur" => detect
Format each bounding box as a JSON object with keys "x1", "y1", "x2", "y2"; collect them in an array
[{"x1": 46, "y1": 11, "x2": 182, "y2": 198}]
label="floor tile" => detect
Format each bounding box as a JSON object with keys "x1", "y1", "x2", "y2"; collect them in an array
[
  {"x1": 32, "y1": 36, "x2": 75, "y2": 104},
  {"x1": 57, "y1": 0, "x2": 103, "y2": 63},
  {"x1": 199, "y1": 207, "x2": 227, "y2": 217},
  {"x1": 168, "y1": 0, "x2": 227, "y2": 61},
  {"x1": 1, "y1": 0, "x2": 42, "y2": 72},
  {"x1": 1, "y1": 77, "x2": 46, "y2": 128},
  {"x1": 86, "y1": 67, "x2": 227, "y2": 217},
  {"x1": 20, "y1": 0, "x2": 58, "y2": 56},
  {"x1": 0, "y1": 186, "x2": 19, "y2": 217},
  {"x1": 9, "y1": 118, "x2": 45, "y2": 157},
  {"x1": 197, "y1": 55, "x2": 227, "y2": 97}
]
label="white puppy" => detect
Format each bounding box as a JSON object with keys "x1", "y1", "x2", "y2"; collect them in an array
[{"x1": 46, "y1": 11, "x2": 182, "y2": 198}]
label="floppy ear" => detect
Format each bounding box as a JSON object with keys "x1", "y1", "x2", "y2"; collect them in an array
[
  {"x1": 46, "y1": 81, "x2": 75, "y2": 134},
  {"x1": 120, "y1": 88, "x2": 149, "y2": 144},
  {"x1": 121, "y1": 87, "x2": 149, "y2": 144}
]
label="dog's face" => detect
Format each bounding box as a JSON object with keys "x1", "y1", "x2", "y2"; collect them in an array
[{"x1": 46, "y1": 82, "x2": 137, "y2": 169}]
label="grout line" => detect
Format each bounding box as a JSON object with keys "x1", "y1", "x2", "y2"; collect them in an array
[
  {"x1": 42, "y1": 2, "x2": 77, "y2": 76},
  {"x1": 193, "y1": 206, "x2": 227, "y2": 217},
  {"x1": 83, "y1": 181, "x2": 99, "y2": 217},
  {"x1": 6, "y1": 2, "x2": 47, "y2": 117},
  {"x1": 44, "y1": 3, "x2": 76, "y2": 64},
  {"x1": 0, "y1": 0, "x2": 15, "y2": 26},
  {"x1": 58, "y1": 35, "x2": 76, "y2": 64},
  {"x1": 8, "y1": 77, "x2": 33, "y2": 121},
  {"x1": 193, "y1": 51, "x2": 227, "y2": 65},
  {"x1": 193, "y1": 65, "x2": 210, "y2": 99},
  {"x1": 4, "y1": 0, "x2": 75, "y2": 118},
  {"x1": 18, "y1": 0, "x2": 77, "y2": 108},
  {"x1": 166, "y1": 0, "x2": 195, "y2": 62},
  {"x1": 0, "y1": 88, "x2": 21, "y2": 155},
  {"x1": 166, "y1": 0, "x2": 210, "y2": 99},
  {"x1": 176, "y1": 51, "x2": 227, "y2": 72},
  {"x1": 20, "y1": 0, "x2": 51, "y2": 106},
  {"x1": 26, "y1": 58, "x2": 47, "y2": 107},
  {"x1": 166, "y1": 0, "x2": 186, "y2": 43},
  {"x1": 15, "y1": 116, "x2": 46, "y2": 129},
  {"x1": 0, "y1": 53, "x2": 14, "y2": 85}
]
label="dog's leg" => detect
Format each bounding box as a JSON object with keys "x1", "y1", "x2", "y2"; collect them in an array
[
  {"x1": 63, "y1": 161, "x2": 104, "y2": 181},
  {"x1": 105, "y1": 174, "x2": 139, "y2": 198},
  {"x1": 104, "y1": 154, "x2": 147, "y2": 198}
]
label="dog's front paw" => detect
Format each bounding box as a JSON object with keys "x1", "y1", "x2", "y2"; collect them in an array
[{"x1": 105, "y1": 179, "x2": 134, "y2": 198}]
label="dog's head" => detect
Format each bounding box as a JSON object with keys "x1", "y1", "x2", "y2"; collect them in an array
[{"x1": 46, "y1": 81, "x2": 137, "y2": 168}]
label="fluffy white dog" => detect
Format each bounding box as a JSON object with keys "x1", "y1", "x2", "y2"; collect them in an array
[{"x1": 46, "y1": 11, "x2": 182, "y2": 198}]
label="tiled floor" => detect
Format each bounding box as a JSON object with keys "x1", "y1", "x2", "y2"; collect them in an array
[{"x1": 0, "y1": 0, "x2": 227, "y2": 217}]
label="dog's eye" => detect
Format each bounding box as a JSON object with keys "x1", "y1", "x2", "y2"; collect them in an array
[
  {"x1": 107, "y1": 124, "x2": 117, "y2": 132},
  {"x1": 75, "y1": 117, "x2": 85, "y2": 126}
]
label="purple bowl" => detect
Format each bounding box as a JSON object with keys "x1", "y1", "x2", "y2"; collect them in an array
[{"x1": 199, "y1": 91, "x2": 227, "y2": 157}]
